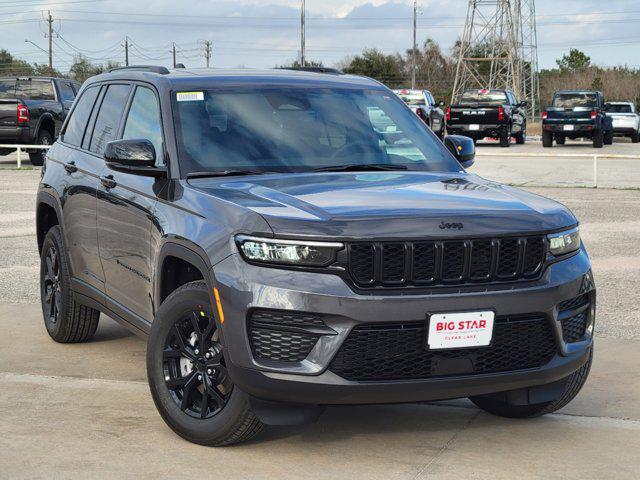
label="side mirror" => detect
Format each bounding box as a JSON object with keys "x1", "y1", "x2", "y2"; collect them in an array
[
  {"x1": 438, "y1": 100, "x2": 445, "y2": 107},
  {"x1": 604, "y1": 102, "x2": 611, "y2": 111},
  {"x1": 104, "y1": 139, "x2": 166, "y2": 177},
  {"x1": 519, "y1": 100, "x2": 528, "y2": 107},
  {"x1": 444, "y1": 135, "x2": 475, "y2": 169}
]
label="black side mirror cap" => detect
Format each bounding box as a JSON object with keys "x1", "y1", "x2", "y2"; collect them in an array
[
  {"x1": 444, "y1": 135, "x2": 475, "y2": 169},
  {"x1": 104, "y1": 138, "x2": 166, "y2": 177}
]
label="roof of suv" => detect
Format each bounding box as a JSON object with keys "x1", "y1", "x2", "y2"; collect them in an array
[{"x1": 85, "y1": 67, "x2": 382, "y2": 90}]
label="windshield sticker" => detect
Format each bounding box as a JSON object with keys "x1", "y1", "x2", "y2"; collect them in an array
[{"x1": 177, "y1": 91, "x2": 204, "y2": 102}]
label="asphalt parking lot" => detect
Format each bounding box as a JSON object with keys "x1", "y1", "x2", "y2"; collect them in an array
[{"x1": 1, "y1": 140, "x2": 639, "y2": 479}]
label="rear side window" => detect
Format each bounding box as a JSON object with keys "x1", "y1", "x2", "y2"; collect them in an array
[
  {"x1": 58, "y1": 81, "x2": 76, "y2": 102},
  {"x1": 0, "y1": 79, "x2": 16, "y2": 99},
  {"x1": 122, "y1": 86, "x2": 163, "y2": 161},
  {"x1": 16, "y1": 80, "x2": 56, "y2": 100},
  {"x1": 89, "y1": 84, "x2": 131, "y2": 155},
  {"x1": 63, "y1": 86, "x2": 100, "y2": 147}
]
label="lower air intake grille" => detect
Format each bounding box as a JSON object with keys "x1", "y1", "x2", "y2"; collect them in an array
[
  {"x1": 561, "y1": 312, "x2": 588, "y2": 343},
  {"x1": 329, "y1": 315, "x2": 556, "y2": 381},
  {"x1": 248, "y1": 309, "x2": 323, "y2": 362}
]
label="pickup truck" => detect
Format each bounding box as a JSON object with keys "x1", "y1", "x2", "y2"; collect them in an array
[
  {"x1": 0, "y1": 76, "x2": 80, "y2": 165},
  {"x1": 605, "y1": 101, "x2": 639, "y2": 143},
  {"x1": 446, "y1": 88, "x2": 527, "y2": 147},
  {"x1": 393, "y1": 89, "x2": 446, "y2": 139},
  {"x1": 542, "y1": 90, "x2": 613, "y2": 148}
]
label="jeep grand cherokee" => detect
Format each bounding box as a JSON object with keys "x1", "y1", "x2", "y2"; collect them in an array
[{"x1": 36, "y1": 66, "x2": 594, "y2": 446}]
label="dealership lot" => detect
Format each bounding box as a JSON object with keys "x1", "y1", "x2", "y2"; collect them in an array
[{"x1": 1, "y1": 141, "x2": 639, "y2": 479}]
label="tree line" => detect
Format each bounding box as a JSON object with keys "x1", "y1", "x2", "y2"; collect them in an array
[{"x1": 3, "y1": 41, "x2": 640, "y2": 108}]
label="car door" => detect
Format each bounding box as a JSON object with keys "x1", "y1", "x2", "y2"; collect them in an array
[
  {"x1": 56, "y1": 83, "x2": 106, "y2": 292},
  {"x1": 96, "y1": 83, "x2": 164, "y2": 321}
]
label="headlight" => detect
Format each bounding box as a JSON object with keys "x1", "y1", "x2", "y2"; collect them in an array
[
  {"x1": 235, "y1": 235, "x2": 343, "y2": 267},
  {"x1": 547, "y1": 227, "x2": 580, "y2": 256}
]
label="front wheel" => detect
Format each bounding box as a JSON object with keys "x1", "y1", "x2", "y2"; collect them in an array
[
  {"x1": 29, "y1": 129, "x2": 52, "y2": 166},
  {"x1": 542, "y1": 131, "x2": 553, "y2": 147},
  {"x1": 593, "y1": 130, "x2": 604, "y2": 148},
  {"x1": 470, "y1": 349, "x2": 592, "y2": 418},
  {"x1": 514, "y1": 127, "x2": 526, "y2": 145},
  {"x1": 604, "y1": 130, "x2": 614, "y2": 145},
  {"x1": 147, "y1": 280, "x2": 264, "y2": 446},
  {"x1": 499, "y1": 127, "x2": 511, "y2": 147},
  {"x1": 632, "y1": 131, "x2": 640, "y2": 143}
]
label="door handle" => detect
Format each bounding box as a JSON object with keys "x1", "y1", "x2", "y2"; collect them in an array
[
  {"x1": 64, "y1": 161, "x2": 77, "y2": 173},
  {"x1": 100, "y1": 174, "x2": 117, "y2": 189}
]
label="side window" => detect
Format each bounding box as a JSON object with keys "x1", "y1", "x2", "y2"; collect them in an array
[
  {"x1": 58, "y1": 81, "x2": 76, "y2": 102},
  {"x1": 89, "y1": 84, "x2": 131, "y2": 155},
  {"x1": 122, "y1": 86, "x2": 163, "y2": 160},
  {"x1": 62, "y1": 86, "x2": 100, "y2": 147},
  {"x1": 16, "y1": 80, "x2": 56, "y2": 100}
]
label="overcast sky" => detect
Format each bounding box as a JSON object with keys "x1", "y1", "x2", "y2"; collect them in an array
[{"x1": 2, "y1": 0, "x2": 639, "y2": 73}]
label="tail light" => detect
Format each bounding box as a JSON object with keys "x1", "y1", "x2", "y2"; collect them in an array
[
  {"x1": 17, "y1": 104, "x2": 29, "y2": 124},
  {"x1": 542, "y1": 111, "x2": 548, "y2": 120},
  {"x1": 445, "y1": 107, "x2": 451, "y2": 122},
  {"x1": 590, "y1": 111, "x2": 597, "y2": 119},
  {"x1": 497, "y1": 106, "x2": 505, "y2": 121}
]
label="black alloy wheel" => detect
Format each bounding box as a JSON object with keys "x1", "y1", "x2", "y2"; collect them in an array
[
  {"x1": 42, "y1": 244, "x2": 62, "y2": 326},
  {"x1": 163, "y1": 309, "x2": 232, "y2": 420}
]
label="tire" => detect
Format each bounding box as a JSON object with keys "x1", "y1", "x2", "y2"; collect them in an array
[
  {"x1": 514, "y1": 128, "x2": 526, "y2": 145},
  {"x1": 632, "y1": 131, "x2": 640, "y2": 143},
  {"x1": 29, "y1": 129, "x2": 53, "y2": 166},
  {"x1": 147, "y1": 280, "x2": 264, "y2": 446},
  {"x1": 555, "y1": 135, "x2": 566, "y2": 145},
  {"x1": 499, "y1": 127, "x2": 511, "y2": 147},
  {"x1": 604, "y1": 130, "x2": 614, "y2": 145},
  {"x1": 40, "y1": 225, "x2": 100, "y2": 343},
  {"x1": 470, "y1": 349, "x2": 593, "y2": 418},
  {"x1": 593, "y1": 130, "x2": 604, "y2": 148},
  {"x1": 542, "y1": 131, "x2": 553, "y2": 148}
]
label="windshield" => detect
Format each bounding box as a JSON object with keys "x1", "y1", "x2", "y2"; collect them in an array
[
  {"x1": 607, "y1": 104, "x2": 634, "y2": 113},
  {"x1": 552, "y1": 93, "x2": 597, "y2": 108},
  {"x1": 172, "y1": 86, "x2": 458, "y2": 175},
  {"x1": 459, "y1": 89, "x2": 507, "y2": 105}
]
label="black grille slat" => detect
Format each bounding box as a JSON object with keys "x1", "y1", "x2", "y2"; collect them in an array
[
  {"x1": 329, "y1": 316, "x2": 557, "y2": 381},
  {"x1": 347, "y1": 235, "x2": 547, "y2": 288}
]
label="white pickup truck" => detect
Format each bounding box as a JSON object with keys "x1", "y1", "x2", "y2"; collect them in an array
[{"x1": 606, "y1": 101, "x2": 640, "y2": 143}]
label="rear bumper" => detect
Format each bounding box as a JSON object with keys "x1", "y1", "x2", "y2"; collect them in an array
[
  {"x1": 447, "y1": 124, "x2": 506, "y2": 137},
  {"x1": 0, "y1": 126, "x2": 30, "y2": 144},
  {"x1": 543, "y1": 122, "x2": 596, "y2": 134},
  {"x1": 213, "y1": 247, "x2": 594, "y2": 406}
]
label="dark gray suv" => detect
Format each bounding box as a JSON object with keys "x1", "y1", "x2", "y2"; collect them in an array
[{"x1": 36, "y1": 66, "x2": 595, "y2": 446}]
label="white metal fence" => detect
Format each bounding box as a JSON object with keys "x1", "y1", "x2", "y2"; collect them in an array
[{"x1": 0, "y1": 144, "x2": 51, "y2": 169}]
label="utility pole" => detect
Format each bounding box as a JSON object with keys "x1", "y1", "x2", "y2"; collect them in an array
[
  {"x1": 123, "y1": 36, "x2": 129, "y2": 66},
  {"x1": 300, "y1": 0, "x2": 306, "y2": 67},
  {"x1": 47, "y1": 10, "x2": 53, "y2": 76},
  {"x1": 411, "y1": 0, "x2": 417, "y2": 89},
  {"x1": 172, "y1": 42, "x2": 176, "y2": 68},
  {"x1": 204, "y1": 40, "x2": 212, "y2": 68}
]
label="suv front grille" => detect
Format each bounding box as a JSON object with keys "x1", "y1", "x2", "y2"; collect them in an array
[
  {"x1": 347, "y1": 236, "x2": 546, "y2": 289},
  {"x1": 329, "y1": 315, "x2": 556, "y2": 381}
]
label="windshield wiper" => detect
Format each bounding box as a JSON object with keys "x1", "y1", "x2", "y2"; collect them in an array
[
  {"x1": 186, "y1": 169, "x2": 266, "y2": 179},
  {"x1": 310, "y1": 164, "x2": 408, "y2": 173}
]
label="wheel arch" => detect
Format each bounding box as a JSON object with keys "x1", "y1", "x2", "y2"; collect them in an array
[
  {"x1": 35, "y1": 113, "x2": 56, "y2": 140},
  {"x1": 36, "y1": 191, "x2": 63, "y2": 254}
]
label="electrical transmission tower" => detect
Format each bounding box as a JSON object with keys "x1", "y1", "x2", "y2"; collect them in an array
[
  {"x1": 451, "y1": 0, "x2": 522, "y2": 103},
  {"x1": 514, "y1": 0, "x2": 540, "y2": 119}
]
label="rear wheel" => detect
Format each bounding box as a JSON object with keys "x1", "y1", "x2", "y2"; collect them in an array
[
  {"x1": 499, "y1": 127, "x2": 511, "y2": 147},
  {"x1": 542, "y1": 131, "x2": 553, "y2": 147},
  {"x1": 593, "y1": 129, "x2": 604, "y2": 148},
  {"x1": 470, "y1": 349, "x2": 592, "y2": 418},
  {"x1": 40, "y1": 226, "x2": 100, "y2": 343},
  {"x1": 147, "y1": 280, "x2": 264, "y2": 446},
  {"x1": 29, "y1": 129, "x2": 52, "y2": 166},
  {"x1": 632, "y1": 131, "x2": 640, "y2": 143}
]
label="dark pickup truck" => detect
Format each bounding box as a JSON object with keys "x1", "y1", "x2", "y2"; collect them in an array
[
  {"x1": 0, "y1": 76, "x2": 80, "y2": 165},
  {"x1": 446, "y1": 88, "x2": 527, "y2": 147},
  {"x1": 542, "y1": 90, "x2": 613, "y2": 148}
]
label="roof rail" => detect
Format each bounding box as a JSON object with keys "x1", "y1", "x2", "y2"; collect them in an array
[
  {"x1": 107, "y1": 65, "x2": 170, "y2": 74},
  {"x1": 278, "y1": 66, "x2": 345, "y2": 75}
]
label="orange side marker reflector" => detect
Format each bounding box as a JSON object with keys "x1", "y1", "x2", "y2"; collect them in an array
[{"x1": 213, "y1": 287, "x2": 225, "y2": 324}]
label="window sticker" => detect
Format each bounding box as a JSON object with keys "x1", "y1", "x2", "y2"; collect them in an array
[{"x1": 177, "y1": 91, "x2": 204, "y2": 102}]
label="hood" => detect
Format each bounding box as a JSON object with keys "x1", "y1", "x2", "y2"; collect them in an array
[{"x1": 188, "y1": 171, "x2": 576, "y2": 239}]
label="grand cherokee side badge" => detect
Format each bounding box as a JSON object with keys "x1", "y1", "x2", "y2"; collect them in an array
[{"x1": 439, "y1": 221, "x2": 464, "y2": 230}]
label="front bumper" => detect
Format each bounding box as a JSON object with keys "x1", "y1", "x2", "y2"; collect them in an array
[{"x1": 212, "y1": 246, "x2": 594, "y2": 405}]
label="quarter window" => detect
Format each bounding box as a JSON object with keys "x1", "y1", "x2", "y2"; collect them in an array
[
  {"x1": 58, "y1": 81, "x2": 76, "y2": 102},
  {"x1": 62, "y1": 86, "x2": 100, "y2": 147},
  {"x1": 122, "y1": 86, "x2": 163, "y2": 161},
  {"x1": 89, "y1": 84, "x2": 131, "y2": 155}
]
